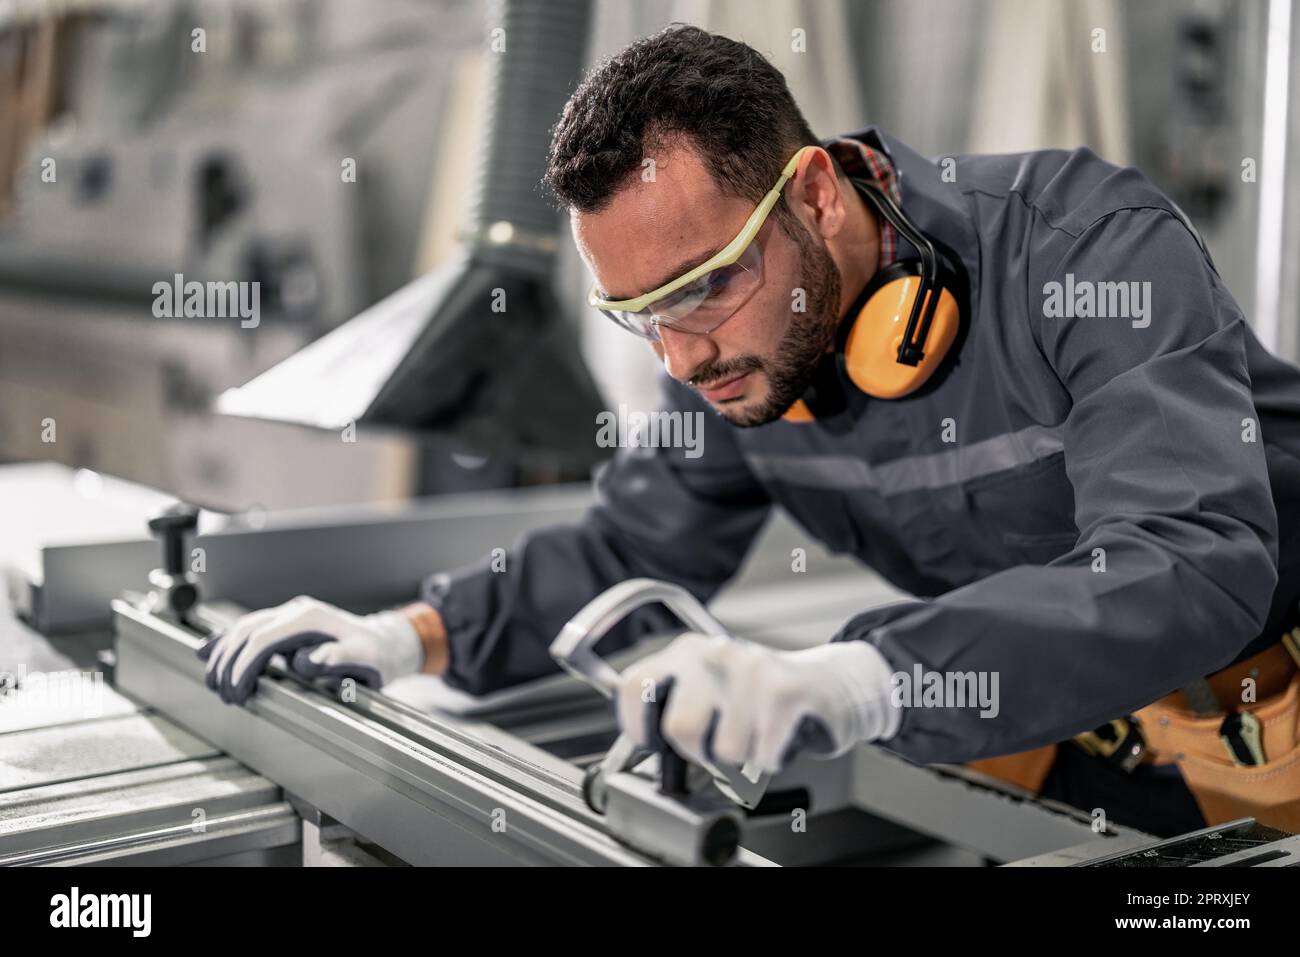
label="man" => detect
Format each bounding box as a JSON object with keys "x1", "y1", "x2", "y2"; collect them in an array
[{"x1": 199, "y1": 26, "x2": 1300, "y2": 836}]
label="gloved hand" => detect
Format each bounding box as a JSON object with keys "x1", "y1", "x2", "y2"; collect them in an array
[
  {"x1": 197, "y1": 596, "x2": 423, "y2": 705},
  {"x1": 615, "y1": 634, "x2": 900, "y2": 775}
]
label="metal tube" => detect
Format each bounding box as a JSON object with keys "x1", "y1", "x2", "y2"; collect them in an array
[{"x1": 112, "y1": 599, "x2": 668, "y2": 865}]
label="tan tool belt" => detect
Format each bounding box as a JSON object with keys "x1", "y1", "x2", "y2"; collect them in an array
[
  {"x1": 968, "y1": 745, "x2": 1059, "y2": 794},
  {"x1": 968, "y1": 634, "x2": 1300, "y2": 831}
]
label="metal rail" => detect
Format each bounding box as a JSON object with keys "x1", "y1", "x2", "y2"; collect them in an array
[
  {"x1": 112, "y1": 599, "x2": 771, "y2": 866},
  {"x1": 849, "y1": 745, "x2": 1150, "y2": 863}
]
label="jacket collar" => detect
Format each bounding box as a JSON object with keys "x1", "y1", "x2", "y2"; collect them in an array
[{"x1": 835, "y1": 126, "x2": 980, "y2": 281}]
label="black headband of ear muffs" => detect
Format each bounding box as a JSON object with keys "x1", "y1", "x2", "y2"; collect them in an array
[{"x1": 852, "y1": 178, "x2": 936, "y2": 365}]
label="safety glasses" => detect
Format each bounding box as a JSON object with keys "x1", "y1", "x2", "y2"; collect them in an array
[{"x1": 588, "y1": 145, "x2": 815, "y2": 341}]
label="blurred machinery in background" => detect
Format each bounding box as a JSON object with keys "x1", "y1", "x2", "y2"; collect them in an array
[
  {"x1": 0, "y1": 0, "x2": 518, "y2": 509},
  {"x1": 1149, "y1": 0, "x2": 1243, "y2": 226},
  {"x1": 1, "y1": 0, "x2": 363, "y2": 320},
  {"x1": 0, "y1": 0, "x2": 1298, "y2": 508},
  {"x1": 218, "y1": 0, "x2": 610, "y2": 484}
]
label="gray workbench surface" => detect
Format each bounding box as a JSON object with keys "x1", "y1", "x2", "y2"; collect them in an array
[{"x1": 1, "y1": 557, "x2": 111, "y2": 676}]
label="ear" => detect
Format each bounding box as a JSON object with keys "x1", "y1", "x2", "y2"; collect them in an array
[{"x1": 787, "y1": 147, "x2": 848, "y2": 241}]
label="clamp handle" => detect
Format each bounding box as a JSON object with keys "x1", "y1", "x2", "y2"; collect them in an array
[
  {"x1": 550, "y1": 578, "x2": 730, "y2": 695},
  {"x1": 550, "y1": 578, "x2": 768, "y2": 810}
]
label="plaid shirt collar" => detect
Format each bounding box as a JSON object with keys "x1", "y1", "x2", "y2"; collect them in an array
[{"x1": 825, "y1": 136, "x2": 902, "y2": 270}]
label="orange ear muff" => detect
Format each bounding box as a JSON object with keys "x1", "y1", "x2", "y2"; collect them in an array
[
  {"x1": 841, "y1": 262, "x2": 960, "y2": 400},
  {"x1": 779, "y1": 254, "x2": 963, "y2": 422},
  {"x1": 782, "y1": 398, "x2": 817, "y2": 422}
]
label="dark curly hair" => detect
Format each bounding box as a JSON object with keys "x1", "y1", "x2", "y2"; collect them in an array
[{"x1": 543, "y1": 24, "x2": 821, "y2": 227}]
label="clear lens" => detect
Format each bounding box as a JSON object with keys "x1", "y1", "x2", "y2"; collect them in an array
[{"x1": 600, "y1": 240, "x2": 764, "y2": 341}]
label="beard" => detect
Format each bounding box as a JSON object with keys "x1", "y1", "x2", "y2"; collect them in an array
[{"x1": 692, "y1": 219, "x2": 843, "y2": 427}]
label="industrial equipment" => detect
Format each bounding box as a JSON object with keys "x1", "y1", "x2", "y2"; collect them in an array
[
  {"x1": 0, "y1": 479, "x2": 1177, "y2": 867},
  {"x1": 7, "y1": 471, "x2": 1297, "y2": 865}
]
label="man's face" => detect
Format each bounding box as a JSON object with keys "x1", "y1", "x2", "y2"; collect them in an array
[{"x1": 573, "y1": 144, "x2": 845, "y2": 427}]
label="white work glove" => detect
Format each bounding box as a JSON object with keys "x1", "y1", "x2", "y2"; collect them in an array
[
  {"x1": 616, "y1": 634, "x2": 900, "y2": 776},
  {"x1": 197, "y1": 596, "x2": 423, "y2": 705}
]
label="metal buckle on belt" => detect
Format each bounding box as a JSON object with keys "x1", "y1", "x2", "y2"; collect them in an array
[
  {"x1": 1210, "y1": 619, "x2": 1300, "y2": 767},
  {"x1": 1074, "y1": 717, "x2": 1145, "y2": 772},
  {"x1": 1220, "y1": 711, "x2": 1266, "y2": 766}
]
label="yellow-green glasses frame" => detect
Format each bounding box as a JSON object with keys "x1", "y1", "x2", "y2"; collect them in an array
[{"x1": 587, "y1": 145, "x2": 815, "y2": 317}]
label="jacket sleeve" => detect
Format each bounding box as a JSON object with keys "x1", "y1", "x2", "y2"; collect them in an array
[
  {"x1": 835, "y1": 207, "x2": 1279, "y2": 765},
  {"x1": 422, "y1": 376, "x2": 772, "y2": 695}
]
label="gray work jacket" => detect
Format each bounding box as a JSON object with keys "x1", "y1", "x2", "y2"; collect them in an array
[{"x1": 424, "y1": 127, "x2": 1300, "y2": 765}]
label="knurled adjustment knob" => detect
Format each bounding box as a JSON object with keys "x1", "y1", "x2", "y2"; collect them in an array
[{"x1": 148, "y1": 503, "x2": 200, "y2": 575}]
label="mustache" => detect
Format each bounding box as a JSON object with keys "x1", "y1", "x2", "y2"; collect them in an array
[{"x1": 688, "y1": 355, "x2": 764, "y2": 389}]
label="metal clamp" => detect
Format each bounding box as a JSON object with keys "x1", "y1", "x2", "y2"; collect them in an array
[
  {"x1": 550, "y1": 579, "x2": 769, "y2": 805},
  {"x1": 550, "y1": 579, "x2": 766, "y2": 865},
  {"x1": 144, "y1": 503, "x2": 202, "y2": 627},
  {"x1": 551, "y1": 578, "x2": 730, "y2": 694}
]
